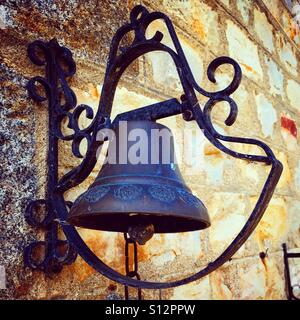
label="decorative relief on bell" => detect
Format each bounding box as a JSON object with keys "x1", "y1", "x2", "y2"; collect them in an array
[
  {"x1": 114, "y1": 185, "x2": 143, "y2": 201},
  {"x1": 177, "y1": 189, "x2": 203, "y2": 208},
  {"x1": 84, "y1": 186, "x2": 111, "y2": 203},
  {"x1": 73, "y1": 184, "x2": 205, "y2": 209},
  {"x1": 148, "y1": 185, "x2": 176, "y2": 203}
]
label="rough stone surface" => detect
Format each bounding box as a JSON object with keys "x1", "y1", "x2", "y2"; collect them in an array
[
  {"x1": 255, "y1": 93, "x2": 278, "y2": 138},
  {"x1": 1, "y1": 0, "x2": 300, "y2": 300},
  {"x1": 226, "y1": 20, "x2": 263, "y2": 82},
  {"x1": 171, "y1": 278, "x2": 211, "y2": 300},
  {"x1": 0, "y1": 63, "x2": 44, "y2": 299},
  {"x1": 286, "y1": 79, "x2": 300, "y2": 112},
  {"x1": 280, "y1": 113, "x2": 298, "y2": 151},
  {"x1": 236, "y1": 0, "x2": 251, "y2": 24},
  {"x1": 254, "y1": 197, "x2": 288, "y2": 251},
  {"x1": 265, "y1": 57, "x2": 284, "y2": 97},
  {"x1": 278, "y1": 40, "x2": 298, "y2": 77},
  {"x1": 254, "y1": 8, "x2": 274, "y2": 52}
]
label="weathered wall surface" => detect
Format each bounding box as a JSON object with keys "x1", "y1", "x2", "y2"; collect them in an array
[{"x1": 1, "y1": 0, "x2": 300, "y2": 300}]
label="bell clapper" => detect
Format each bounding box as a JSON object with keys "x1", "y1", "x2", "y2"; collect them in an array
[{"x1": 128, "y1": 223, "x2": 155, "y2": 245}]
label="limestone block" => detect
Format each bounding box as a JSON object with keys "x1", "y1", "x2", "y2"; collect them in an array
[
  {"x1": 206, "y1": 192, "x2": 247, "y2": 256},
  {"x1": 171, "y1": 277, "x2": 211, "y2": 300},
  {"x1": 188, "y1": 124, "x2": 224, "y2": 186},
  {"x1": 286, "y1": 198, "x2": 300, "y2": 248},
  {"x1": 210, "y1": 212, "x2": 246, "y2": 253},
  {"x1": 238, "y1": 258, "x2": 266, "y2": 299},
  {"x1": 254, "y1": 8, "x2": 274, "y2": 52},
  {"x1": 199, "y1": 130, "x2": 262, "y2": 192},
  {"x1": 280, "y1": 113, "x2": 299, "y2": 152},
  {"x1": 70, "y1": 230, "x2": 124, "y2": 283},
  {"x1": 265, "y1": 57, "x2": 284, "y2": 97},
  {"x1": 253, "y1": 197, "x2": 287, "y2": 250},
  {"x1": 281, "y1": 5, "x2": 300, "y2": 45},
  {"x1": 210, "y1": 261, "x2": 239, "y2": 299},
  {"x1": 231, "y1": 83, "x2": 261, "y2": 134},
  {"x1": 278, "y1": 40, "x2": 298, "y2": 77},
  {"x1": 226, "y1": 20, "x2": 263, "y2": 82},
  {"x1": 145, "y1": 19, "x2": 203, "y2": 95},
  {"x1": 237, "y1": 255, "x2": 285, "y2": 300},
  {"x1": 219, "y1": 0, "x2": 230, "y2": 8},
  {"x1": 261, "y1": 0, "x2": 281, "y2": 24},
  {"x1": 213, "y1": 141, "x2": 269, "y2": 195},
  {"x1": 150, "y1": 251, "x2": 177, "y2": 267},
  {"x1": 45, "y1": 264, "x2": 113, "y2": 300},
  {"x1": 236, "y1": 0, "x2": 252, "y2": 25},
  {"x1": 275, "y1": 151, "x2": 292, "y2": 190},
  {"x1": 204, "y1": 154, "x2": 226, "y2": 186},
  {"x1": 255, "y1": 93, "x2": 278, "y2": 138},
  {"x1": 111, "y1": 86, "x2": 158, "y2": 119},
  {"x1": 210, "y1": 270, "x2": 234, "y2": 300},
  {"x1": 294, "y1": 159, "x2": 300, "y2": 195},
  {"x1": 140, "y1": 231, "x2": 204, "y2": 268},
  {"x1": 286, "y1": 79, "x2": 300, "y2": 112},
  {"x1": 263, "y1": 255, "x2": 285, "y2": 300},
  {"x1": 236, "y1": 158, "x2": 267, "y2": 195}
]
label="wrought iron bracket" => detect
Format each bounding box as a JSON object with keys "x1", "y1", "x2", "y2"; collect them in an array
[
  {"x1": 24, "y1": 5, "x2": 282, "y2": 288},
  {"x1": 24, "y1": 39, "x2": 79, "y2": 276},
  {"x1": 282, "y1": 243, "x2": 300, "y2": 300}
]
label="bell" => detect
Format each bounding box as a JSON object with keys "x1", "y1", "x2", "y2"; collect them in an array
[{"x1": 68, "y1": 120, "x2": 210, "y2": 235}]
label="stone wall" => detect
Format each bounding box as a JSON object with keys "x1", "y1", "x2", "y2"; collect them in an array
[{"x1": 1, "y1": 0, "x2": 300, "y2": 300}]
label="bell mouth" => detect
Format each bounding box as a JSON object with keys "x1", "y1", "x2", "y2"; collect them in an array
[
  {"x1": 67, "y1": 182, "x2": 210, "y2": 233},
  {"x1": 68, "y1": 211, "x2": 210, "y2": 233}
]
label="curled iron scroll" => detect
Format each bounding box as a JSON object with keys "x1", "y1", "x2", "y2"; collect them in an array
[{"x1": 26, "y1": 38, "x2": 105, "y2": 160}]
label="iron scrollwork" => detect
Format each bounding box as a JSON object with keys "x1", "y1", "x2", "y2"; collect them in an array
[{"x1": 25, "y1": 5, "x2": 282, "y2": 288}]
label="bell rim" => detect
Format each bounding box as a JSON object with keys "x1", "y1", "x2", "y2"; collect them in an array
[{"x1": 67, "y1": 211, "x2": 211, "y2": 233}]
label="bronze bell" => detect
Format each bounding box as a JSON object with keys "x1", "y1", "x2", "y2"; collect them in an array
[{"x1": 68, "y1": 120, "x2": 210, "y2": 237}]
